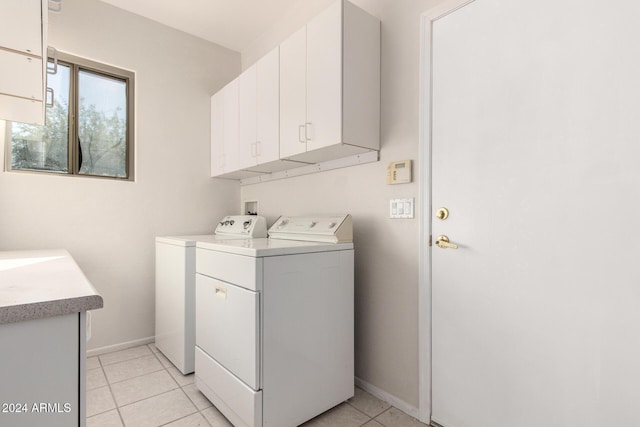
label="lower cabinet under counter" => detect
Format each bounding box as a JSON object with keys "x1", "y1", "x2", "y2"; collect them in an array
[{"x1": 0, "y1": 312, "x2": 87, "y2": 427}]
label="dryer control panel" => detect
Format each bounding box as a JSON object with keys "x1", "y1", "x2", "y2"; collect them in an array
[
  {"x1": 268, "y1": 214, "x2": 352, "y2": 243},
  {"x1": 215, "y1": 215, "x2": 267, "y2": 237}
]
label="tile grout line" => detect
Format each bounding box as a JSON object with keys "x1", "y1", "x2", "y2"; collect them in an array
[
  {"x1": 112, "y1": 348, "x2": 179, "y2": 412},
  {"x1": 344, "y1": 401, "x2": 375, "y2": 425},
  {"x1": 97, "y1": 353, "x2": 126, "y2": 426}
]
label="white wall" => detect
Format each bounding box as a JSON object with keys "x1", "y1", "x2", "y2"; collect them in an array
[
  {"x1": 241, "y1": 0, "x2": 446, "y2": 410},
  {"x1": 0, "y1": 0, "x2": 240, "y2": 351}
]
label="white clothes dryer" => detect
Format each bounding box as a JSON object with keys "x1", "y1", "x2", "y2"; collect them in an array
[{"x1": 194, "y1": 214, "x2": 354, "y2": 427}]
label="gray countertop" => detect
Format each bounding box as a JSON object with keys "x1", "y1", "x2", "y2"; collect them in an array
[{"x1": 0, "y1": 249, "x2": 103, "y2": 325}]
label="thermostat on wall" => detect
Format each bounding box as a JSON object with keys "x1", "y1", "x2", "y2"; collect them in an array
[{"x1": 386, "y1": 160, "x2": 412, "y2": 184}]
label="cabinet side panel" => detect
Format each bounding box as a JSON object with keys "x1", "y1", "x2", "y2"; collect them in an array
[
  {"x1": 210, "y1": 92, "x2": 225, "y2": 176},
  {"x1": 262, "y1": 250, "x2": 354, "y2": 427},
  {"x1": 223, "y1": 80, "x2": 240, "y2": 173},
  {"x1": 342, "y1": 1, "x2": 380, "y2": 150},
  {"x1": 0, "y1": 314, "x2": 79, "y2": 427}
]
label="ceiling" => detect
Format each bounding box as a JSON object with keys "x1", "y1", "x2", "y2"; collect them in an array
[{"x1": 98, "y1": 0, "x2": 304, "y2": 52}]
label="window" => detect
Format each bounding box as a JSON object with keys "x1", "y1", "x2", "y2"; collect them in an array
[{"x1": 5, "y1": 52, "x2": 135, "y2": 180}]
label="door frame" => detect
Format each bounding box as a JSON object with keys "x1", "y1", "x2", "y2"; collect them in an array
[{"x1": 417, "y1": 1, "x2": 476, "y2": 423}]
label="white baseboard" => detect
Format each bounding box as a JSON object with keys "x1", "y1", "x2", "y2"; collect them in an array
[
  {"x1": 87, "y1": 336, "x2": 155, "y2": 358},
  {"x1": 354, "y1": 376, "x2": 420, "y2": 420}
]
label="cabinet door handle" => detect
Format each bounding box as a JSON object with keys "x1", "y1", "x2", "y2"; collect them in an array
[
  {"x1": 305, "y1": 122, "x2": 312, "y2": 141},
  {"x1": 214, "y1": 285, "x2": 227, "y2": 300},
  {"x1": 298, "y1": 125, "x2": 305, "y2": 143},
  {"x1": 47, "y1": 46, "x2": 58, "y2": 75},
  {"x1": 45, "y1": 87, "x2": 54, "y2": 108}
]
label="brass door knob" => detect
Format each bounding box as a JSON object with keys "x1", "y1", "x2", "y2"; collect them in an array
[{"x1": 435, "y1": 235, "x2": 458, "y2": 249}]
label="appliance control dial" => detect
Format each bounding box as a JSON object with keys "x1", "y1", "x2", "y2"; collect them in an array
[{"x1": 243, "y1": 220, "x2": 252, "y2": 229}]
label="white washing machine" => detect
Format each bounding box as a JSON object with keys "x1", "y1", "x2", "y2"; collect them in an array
[
  {"x1": 194, "y1": 215, "x2": 354, "y2": 427},
  {"x1": 155, "y1": 215, "x2": 267, "y2": 374}
]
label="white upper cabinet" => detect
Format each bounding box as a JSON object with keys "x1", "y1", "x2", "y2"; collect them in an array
[
  {"x1": 210, "y1": 0, "x2": 380, "y2": 180},
  {"x1": 280, "y1": 0, "x2": 380, "y2": 164},
  {"x1": 0, "y1": 0, "x2": 47, "y2": 125}
]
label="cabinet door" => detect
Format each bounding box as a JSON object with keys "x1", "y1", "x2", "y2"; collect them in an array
[
  {"x1": 306, "y1": 0, "x2": 342, "y2": 152},
  {"x1": 222, "y1": 79, "x2": 240, "y2": 173},
  {"x1": 279, "y1": 26, "x2": 307, "y2": 159},
  {"x1": 0, "y1": 314, "x2": 79, "y2": 427},
  {"x1": 256, "y1": 47, "x2": 280, "y2": 165},
  {"x1": 196, "y1": 274, "x2": 260, "y2": 390},
  {"x1": 238, "y1": 64, "x2": 257, "y2": 170},
  {"x1": 0, "y1": 0, "x2": 42, "y2": 56},
  {"x1": 0, "y1": 94, "x2": 43, "y2": 125},
  {"x1": 0, "y1": 50, "x2": 43, "y2": 100},
  {"x1": 210, "y1": 91, "x2": 225, "y2": 177}
]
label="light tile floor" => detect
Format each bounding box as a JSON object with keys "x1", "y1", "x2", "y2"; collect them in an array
[{"x1": 87, "y1": 343, "x2": 429, "y2": 427}]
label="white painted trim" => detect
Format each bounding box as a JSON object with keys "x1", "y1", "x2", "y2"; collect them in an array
[
  {"x1": 418, "y1": 0, "x2": 476, "y2": 424},
  {"x1": 86, "y1": 336, "x2": 155, "y2": 357},
  {"x1": 354, "y1": 376, "x2": 420, "y2": 420}
]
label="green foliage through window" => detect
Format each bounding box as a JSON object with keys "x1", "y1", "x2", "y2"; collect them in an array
[{"x1": 7, "y1": 53, "x2": 134, "y2": 180}]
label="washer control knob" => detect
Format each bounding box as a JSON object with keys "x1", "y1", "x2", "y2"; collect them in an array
[
  {"x1": 328, "y1": 222, "x2": 336, "y2": 229},
  {"x1": 224, "y1": 220, "x2": 230, "y2": 226},
  {"x1": 310, "y1": 221, "x2": 317, "y2": 228},
  {"x1": 243, "y1": 220, "x2": 252, "y2": 229},
  {"x1": 230, "y1": 220, "x2": 235, "y2": 226}
]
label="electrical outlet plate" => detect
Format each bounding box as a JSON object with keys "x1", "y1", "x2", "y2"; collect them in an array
[{"x1": 389, "y1": 198, "x2": 414, "y2": 219}]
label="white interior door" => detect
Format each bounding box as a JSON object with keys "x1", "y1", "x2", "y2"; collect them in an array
[{"x1": 431, "y1": 1, "x2": 640, "y2": 426}]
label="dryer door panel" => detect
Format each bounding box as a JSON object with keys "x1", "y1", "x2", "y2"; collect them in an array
[{"x1": 196, "y1": 273, "x2": 260, "y2": 390}]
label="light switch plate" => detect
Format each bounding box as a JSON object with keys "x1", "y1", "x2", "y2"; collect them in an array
[{"x1": 389, "y1": 198, "x2": 414, "y2": 219}]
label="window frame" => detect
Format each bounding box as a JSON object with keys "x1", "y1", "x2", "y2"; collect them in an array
[{"x1": 4, "y1": 51, "x2": 135, "y2": 181}]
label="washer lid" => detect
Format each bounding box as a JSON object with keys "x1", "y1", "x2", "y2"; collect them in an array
[{"x1": 268, "y1": 214, "x2": 352, "y2": 243}]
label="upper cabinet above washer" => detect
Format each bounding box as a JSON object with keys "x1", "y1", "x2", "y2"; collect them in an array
[
  {"x1": 210, "y1": 0, "x2": 380, "y2": 180},
  {"x1": 279, "y1": 0, "x2": 380, "y2": 164}
]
